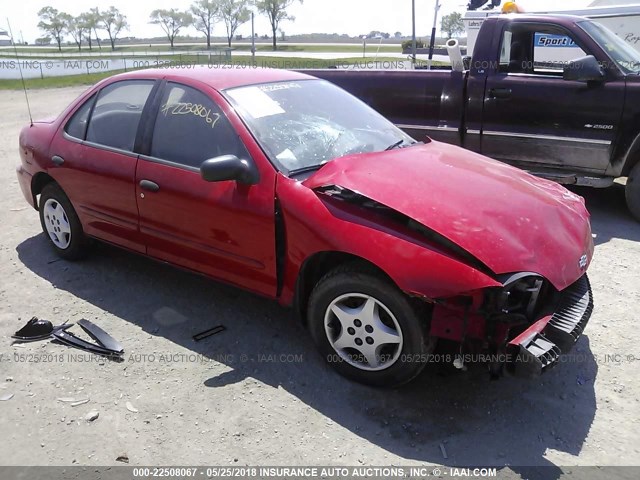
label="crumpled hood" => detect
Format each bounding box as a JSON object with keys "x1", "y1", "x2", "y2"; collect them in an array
[{"x1": 303, "y1": 141, "x2": 593, "y2": 291}]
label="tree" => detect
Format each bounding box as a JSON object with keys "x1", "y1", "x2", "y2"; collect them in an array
[
  {"x1": 80, "y1": 9, "x2": 101, "y2": 50},
  {"x1": 35, "y1": 36, "x2": 52, "y2": 46},
  {"x1": 440, "y1": 12, "x2": 464, "y2": 39},
  {"x1": 394, "y1": 31, "x2": 402, "y2": 39},
  {"x1": 37, "y1": 7, "x2": 66, "y2": 52},
  {"x1": 401, "y1": 38, "x2": 424, "y2": 52},
  {"x1": 88, "y1": 8, "x2": 103, "y2": 50},
  {"x1": 102, "y1": 6, "x2": 129, "y2": 51},
  {"x1": 63, "y1": 14, "x2": 85, "y2": 51},
  {"x1": 150, "y1": 9, "x2": 193, "y2": 49},
  {"x1": 190, "y1": 0, "x2": 218, "y2": 49},
  {"x1": 255, "y1": 0, "x2": 303, "y2": 51},
  {"x1": 218, "y1": 0, "x2": 251, "y2": 48}
]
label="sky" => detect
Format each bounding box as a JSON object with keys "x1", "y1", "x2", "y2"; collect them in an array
[{"x1": 2, "y1": 0, "x2": 593, "y2": 43}]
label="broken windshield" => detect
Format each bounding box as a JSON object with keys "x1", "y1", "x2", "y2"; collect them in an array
[{"x1": 225, "y1": 79, "x2": 415, "y2": 174}]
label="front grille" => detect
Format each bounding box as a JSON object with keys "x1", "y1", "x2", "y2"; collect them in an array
[{"x1": 544, "y1": 274, "x2": 593, "y2": 352}]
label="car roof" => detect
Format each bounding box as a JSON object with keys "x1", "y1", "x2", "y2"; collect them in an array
[{"x1": 107, "y1": 66, "x2": 315, "y2": 91}]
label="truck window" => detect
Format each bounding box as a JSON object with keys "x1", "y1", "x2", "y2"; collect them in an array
[
  {"x1": 499, "y1": 25, "x2": 586, "y2": 76},
  {"x1": 532, "y1": 31, "x2": 586, "y2": 75},
  {"x1": 499, "y1": 31, "x2": 513, "y2": 69}
]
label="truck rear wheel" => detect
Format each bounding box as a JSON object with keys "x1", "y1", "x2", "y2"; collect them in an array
[{"x1": 626, "y1": 162, "x2": 640, "y2": 222}]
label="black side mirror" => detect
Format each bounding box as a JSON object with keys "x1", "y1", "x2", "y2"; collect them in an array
[
  {"x1": 200, "y1": 155, "x2": 259, "y2": 185},
  {"x1": 563, "y1": 55, "x2": 605, "y2": 82}
]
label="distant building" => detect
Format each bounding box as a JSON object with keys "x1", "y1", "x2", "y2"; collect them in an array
[{"x1": 0, "y1": 29, "x2": 12, "y2": 46}]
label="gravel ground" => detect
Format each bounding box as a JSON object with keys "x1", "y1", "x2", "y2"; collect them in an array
[{"x1": 0, "y1": 87, "x2": 639, "y2": 476}]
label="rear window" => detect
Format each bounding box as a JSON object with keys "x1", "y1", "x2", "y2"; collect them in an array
[{"x1": 64, "y1": 94, "x2": 96, "y2": 140}]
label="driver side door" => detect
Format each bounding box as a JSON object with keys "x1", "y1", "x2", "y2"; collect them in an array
[
  {"x1": 135, "y1": 81, "x2": 278, "y2": 297},
  {"x1": 480, "y1": 23, "x2": 625, "y2": 174}
]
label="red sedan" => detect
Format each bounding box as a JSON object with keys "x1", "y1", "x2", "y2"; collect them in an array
[{"x1": 17, "y1": 67, "x2": 594, "y2": 386}]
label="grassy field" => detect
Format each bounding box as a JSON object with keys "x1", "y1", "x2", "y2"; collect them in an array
[
  {"x1": 0, "y1": 43, "x2": 402, "y2": 57},
  {"x1": 0, "y1": 70, "x2": 119, "y2": 90},
  {"x1": 0, "y1": 55, "x2": 442, "y2": 90}
]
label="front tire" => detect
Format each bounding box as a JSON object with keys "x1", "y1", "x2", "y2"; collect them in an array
[
  {"x1": 626, "y1": 161, "x2": 640, "y2": 222},
  {"x1": 308, "y1": 265, "x2": 431, "y2": 387},
  {"x1": 39, "y1": 183, "x2": 88, "y2": 260}
]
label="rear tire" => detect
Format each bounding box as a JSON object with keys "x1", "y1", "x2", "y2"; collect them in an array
[
  {"x1": 308, "y1": 264, "x2": 431, "y2": 387},
  {"x1": 39, "y1": 183, "x2": 88, "y2": 260},
  {"x1": 626, "y1": 162, "x2": 640, "y2": 222}
]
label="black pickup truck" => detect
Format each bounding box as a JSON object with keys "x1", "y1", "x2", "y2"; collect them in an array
[{"x1": 305, "y1": 14, "x2": 640, "y2": 219}]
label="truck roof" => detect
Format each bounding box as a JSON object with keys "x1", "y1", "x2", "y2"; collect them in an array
[{"x1": 487, "y1": 13, "x2": 591, "y2": 27}]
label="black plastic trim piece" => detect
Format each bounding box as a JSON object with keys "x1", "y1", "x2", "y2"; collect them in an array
[
  {"x1": 496, "y1": 271, "x2": 543, "y2": 288},
  {"x1": 81, "y1": 140, "x2": 139, "y2": 159},
  {"x1": 138, "y1": 154, "x2": 200, "y2": 174},
  {"x1": 139, "y1": 180, "x2": 160, "y2": 192},
  {"x1": 52, "y1": 330, "x2": 123, "y2": 358},
  {"x1": 193, "y1": 325, "x2": 226, "y2": 341},
  {"x1": 12, "y1": 317, "x2": 73, "y2": 342},
  {"x1": 508, "y1": 274, "x2": 593, "y2": 378},
  {"x1": 544, "y1": 274, "x2": 593, "y2": 352},
  {"x1": 77, "y1": 319, "x2": 124, "y2": 353},
  {"x1": 275, "y1": 197, "x2": 286, "y2": 297},
  {"x1": 135, "y1": 79, "x2": 166, "y2": 156}
]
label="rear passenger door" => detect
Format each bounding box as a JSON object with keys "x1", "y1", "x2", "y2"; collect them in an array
[
  {"x1": 49, "y1": 79, "x2": 157, "y2": 252},
  {"x1": 135, "y1": 82, "x2": 278, "y2": 297}
]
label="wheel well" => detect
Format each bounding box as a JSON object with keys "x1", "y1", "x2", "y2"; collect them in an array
[
  {"x1": 31, "y1": 173, "x2": 56, "y2": 210},
  {"x1": 293, "y1": 251, "x2": 393, "y2": 323},
  {"x1": 621, "y1": 128, "x2": 640, "y2": 177}
]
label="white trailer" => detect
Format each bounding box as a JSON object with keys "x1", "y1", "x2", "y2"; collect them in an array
[{"x1": 465, "y1": 1, "x2": 640, "y2": 56}]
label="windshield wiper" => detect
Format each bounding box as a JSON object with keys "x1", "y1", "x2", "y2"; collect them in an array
[
  {"x1": 288, "y1": 164, "x2": 325, "y2": 177},
  {"x1": 385, "y1": 140, "x2": 405, "y2": 151},
  {"x1": 385, "y1": 140, "x2": 423, "y2": 151}
]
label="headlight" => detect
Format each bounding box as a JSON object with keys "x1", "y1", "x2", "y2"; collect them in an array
[{"x1": 491, "y1": 273, "x2": 545, "y2": 319}]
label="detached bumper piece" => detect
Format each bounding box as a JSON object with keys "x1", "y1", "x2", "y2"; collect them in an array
[{"x1": 508, "y1": 275, "x2": 593, "y2": 378}]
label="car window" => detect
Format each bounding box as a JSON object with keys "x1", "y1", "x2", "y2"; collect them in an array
[
  {"x1": 86, "y1": 80, "x2": 155, "y2": 152},
  {"x1": 150, "y1": 83, "x2": 249, "y2": 169},
  {"x1": 65, "y1": 94, "x2": 96, "y2": 140},
  {"x1": 499, "y1": 25, "x2": 586, "y2": 75}
]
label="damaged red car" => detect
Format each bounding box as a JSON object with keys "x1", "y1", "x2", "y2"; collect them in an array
[{"x1": 16, "y1": 68, "x2": 594, "y2": 386}]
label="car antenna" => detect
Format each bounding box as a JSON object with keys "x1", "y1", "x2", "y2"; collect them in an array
[{"x1": 7, "y1": 18, "x2": 33, "y2": 126}]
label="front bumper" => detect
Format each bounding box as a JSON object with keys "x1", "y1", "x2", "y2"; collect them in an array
[{"x1": 507, "y1": 274, "x2": 593, "y2": 378}]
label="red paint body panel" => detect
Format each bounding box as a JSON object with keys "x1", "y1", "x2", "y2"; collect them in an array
[
  {"x1": 430, "y1": 307, "x2": 487, "y2": 342},
  {"x1": 135, "y1": 159, "x2": 278, "y2": 297},
  {"x1": 131, "y1": 78, "x2": 281, "y2": 297},
  {"x1": 48, "y1": 137, "x2": 144, "y2": 253},
  {"x1": 276, "y1": 174, "x2": 502, "y2": 305},
  {"x1": 304, "y1": 141, "x2": 593, "y2": 291}
]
